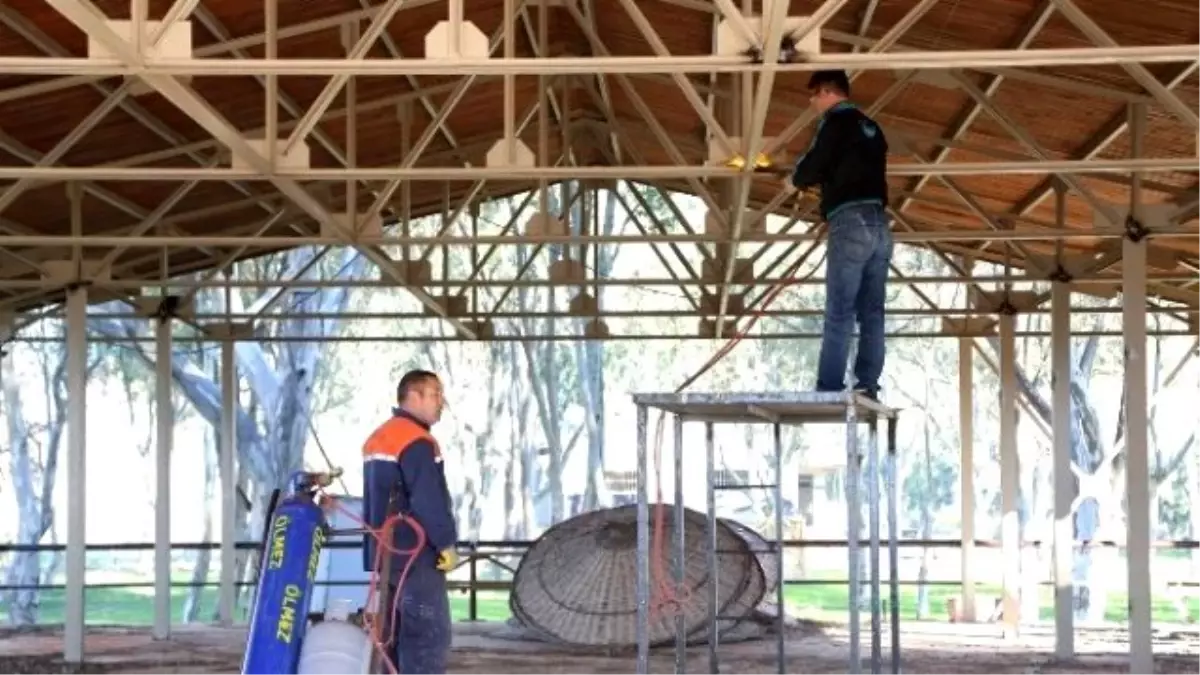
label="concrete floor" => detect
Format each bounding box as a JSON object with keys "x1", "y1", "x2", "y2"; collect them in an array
[{"x1": 0, "y1": 621, "x2": 1196, "y2": 673}]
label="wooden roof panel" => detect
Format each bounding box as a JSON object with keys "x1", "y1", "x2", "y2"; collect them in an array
[{"x1": 0, "y1": 0, "x2": 1195, "y2": 310}]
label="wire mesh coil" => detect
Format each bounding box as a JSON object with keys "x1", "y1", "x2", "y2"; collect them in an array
[{"x1": 508, "y1": 504, "x2": 769, "y2": 648}]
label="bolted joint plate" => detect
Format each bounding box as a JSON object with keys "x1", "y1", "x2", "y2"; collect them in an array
[
  {"x1": 714, "y1": 15, "x2": 821, "y2": 57},
  {"x1": 697, "y1": 318, "x2": 738, "y2": 340},
  {"x1": 133, "y1": 294, "x2": 196, "y2": 320},
  {"x1": 568, "y1": 291, "x2": 600, "y2": 316},
  {"x1": 940, "y1": 316, "x2": 997, "y2": 337},
  {"x1": 231, "y1": 136, "x2": 311, "y2": 173},
  {"x1": 321, "y1": 212, "x2": 383, "y2": 239},
  {"x1": 393, "y1": 259, "x2": 433, "y2": 285},
  {"x1": 423, "y1": 294, "x2": 469, "y2": 318},
  {"x1": 699, "y1": 291, "x2": 746, "y2": 316},
  {"x1": 424, "y1": 20, "x2": 489, "y2": 59},
  {"x1": 88, "y1": 20, "x2": 193, "y2": 96},
  {"x1": 42, "y1": 258, "x2": 111, "y2": 283},
  {"x1": 970, "y1": 289, "x2": 1041, "y2": 314},
  {"x1": 486, "y1": 137, "x2": 536, "y2": 168},
  {"x1": 702, "y1": 257, "x2": 756, "y2": 284},
  {"x1": 524, "y1": 211, "x2": 568, "y2": 237},
  {"x1": 549, "y1": 258, "x2": 588, "y2": 285},
  {"x1": 461, "y1": 319, "x2": 496, "y2": 340},
  {"x1": 201, "y1": 321, "x2": 255, "y2": 340},
  {"x1": 583, "y1": 318, "x2": 610, "y2": 339}
]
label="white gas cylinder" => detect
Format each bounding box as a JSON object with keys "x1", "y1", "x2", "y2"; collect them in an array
[{"x1": 297, "y1": 598, "x2": 374, "y2": 674}]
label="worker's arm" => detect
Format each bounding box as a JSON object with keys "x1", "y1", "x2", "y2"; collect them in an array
[
  {"x1": 398, "y1": 439, "x2": 458, "y2": 553},
  {"x1": 362, "y1": 457, "x2": 401, "y2": 572},
  {"x1": 791, "y1": 112, "x2": 848, "y2": 189}
]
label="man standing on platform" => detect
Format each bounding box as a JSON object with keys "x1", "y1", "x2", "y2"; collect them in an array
[{"x1": 787, "y1": 69, "x2": 893, "y2": 400}]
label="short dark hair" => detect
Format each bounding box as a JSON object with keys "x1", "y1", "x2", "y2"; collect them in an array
[
  {"x1": 807, "y1": 69, "x2": 851, "y2": 97},
  {"x1": 396, "y1": 369, "x2": 438, "y2": 403}
]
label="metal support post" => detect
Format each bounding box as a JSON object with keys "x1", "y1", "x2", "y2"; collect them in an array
[
  {"x1": 845, "y1": 400, "x2": 862, "y2": 673},
  {"x1": 886, "y1": 418, "x2": 901, "y2": 674},
  {"x1": 999, "y1": 311, "x2": 1021, "y2": 637},
  {"x1": 64, "y1": 285, "x2": 88, "y2": 663},
  {"x1": 958, "y1": 324, "x2": 976, "y2": 622},
  {"x1": 705, "y1": 421, "x2": 718, "y2": 674},
  {"x1": 1124, "y1": 102, "x2": 1153, "y2": 674},
  {"x1": 867, "y1": 419, "x2": 882, "y2": 674},
  {"x1": 153, "y1": 316, "x2": 173, "y2": 639},
  {"x1": 218, "y1": 337, "x2": 238, "y2": 626},
  {"x1": 1050, "y1": 186, "x2": 1075, "y2": 659},
  {"x1": 673, "y1": 414, "x2": 686, "y2": 674},
  {"x1": 635, "y1": 404, "x2": 650, "y2": 674},
  {"x1": 772, "y1": 422, "x2": 786, "y2": 675}
]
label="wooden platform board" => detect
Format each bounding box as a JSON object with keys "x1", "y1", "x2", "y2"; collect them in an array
[{"x1": 0, "y1": 621, "x2": 1196, "y2": 673}]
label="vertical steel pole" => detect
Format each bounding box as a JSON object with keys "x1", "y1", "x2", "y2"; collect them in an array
[
  {"x1": 153, "y1": 316, "x2": 173, "y2": 639},
  {"x1": 1124, "y1": 102, "x2": 1153, "y2": 675},
  {"x1": 773, "y1": 422, "x2": 786, "y2": 674},
  {"x1": 706, "y1": 421, "x2": 719, "y2": 673},
  {"x1": 64, "y1": 285, "x2": 88, "y2": 663},
  {"x1": 674, "y1": 414, "x2": 687, "y2": 673},
  {"x1": 1050, "y1": 183, "x2": 1075, "y2": 659},
  {"x1": 845, "y1": 396, "x2": 862, "y2": 673},
  {"x1": 868, "y1": 419, "x2": 882, "y2": 674},
  {"x1": 886, "y1": 417, "x2": 901, "y2": 674},
  {"x1": 218, "y1": 337, "x2": 237, "y2": 625},
  {"x1": 636, "y1": 404, "x2": 650, "y2": 674}
]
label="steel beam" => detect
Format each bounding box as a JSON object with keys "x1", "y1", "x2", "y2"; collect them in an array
[
  {"x1": 0, "y1": 157, "x2": 1192, "y2": 182},
  {"x1": 1, "y1": 225, "x2": 1195, "y2": 249},
  {"x1": 0, "y1": 44, "x2": 1194, "y2": 76},
  {"x1": 44, "y1": 0, "x2": 480, "y2": 338}
]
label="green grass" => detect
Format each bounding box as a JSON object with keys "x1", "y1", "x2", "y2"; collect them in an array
[{"x1": 10, "y1": 582, "x2": 1196, "y2": 627}]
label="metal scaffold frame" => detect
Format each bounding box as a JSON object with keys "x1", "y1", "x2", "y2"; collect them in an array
[
  {"x1": 0, "y1": 0, "x2": 1194, "y2": 670},
  {"x1": 631, "y1": 391, "x2": 901, "y2": 674}
]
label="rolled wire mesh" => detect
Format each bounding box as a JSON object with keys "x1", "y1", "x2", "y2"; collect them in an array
[{"x1": 509, "y1": 504, "x2": 768, "y2": 648}]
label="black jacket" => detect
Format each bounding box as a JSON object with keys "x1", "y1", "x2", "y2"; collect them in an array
[{"x1": 790, "y1": 101, "x2": 889, "y2": 220}]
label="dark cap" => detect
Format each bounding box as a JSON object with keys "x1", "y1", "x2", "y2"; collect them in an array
[{"x1": 806, "y1": 69, "x2": 851, "y2": 96}]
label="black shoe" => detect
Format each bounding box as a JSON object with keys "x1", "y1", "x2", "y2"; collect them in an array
[{"x1": 853, "y1": 386, "x2": 879, "y2": 402}]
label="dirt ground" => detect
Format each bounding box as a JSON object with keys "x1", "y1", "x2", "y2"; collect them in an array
[{"x1": 0, "y1": 620, "x2": 1196, "y2": 674}]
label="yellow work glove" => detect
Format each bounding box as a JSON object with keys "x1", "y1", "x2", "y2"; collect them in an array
[{"x1": 435, "y1": 548, "x2": 458, "y2": 572}]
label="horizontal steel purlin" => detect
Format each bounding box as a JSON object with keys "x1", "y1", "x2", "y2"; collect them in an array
[
  {"x1": 0, "y1": 44, "x2": 1195, "y2": 76},
  {"x1": 0, "y1": 226, "x2": 1194, "y2": 248},
  {"x1": 0, "y1": 158, "x2": 1193, "y2": 182},
  {"x1": 0, "y1": 272, "x2": 1195, "y2": 291}
]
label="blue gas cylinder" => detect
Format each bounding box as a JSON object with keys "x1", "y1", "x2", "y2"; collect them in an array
[{"x1": 242, "y1": 485, "x2": 328, "y2": 675}]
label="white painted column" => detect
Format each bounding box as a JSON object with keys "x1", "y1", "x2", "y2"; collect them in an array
[
  {"x1": 959, "y1": 318, "x2": 976, "y2": 622},
  {"x1": 218, "y1": 337, "x2": 238, "y2": 625},
  {"x1": 1050, "y1": 258, "x2": 1074, "y2": 658},
  {"x1": 153, "y1": 316, "x2": 174, "y2": 639},
  {"x1": 64, "y1": 286, "x2": 88, "y2": 662},
  {"x1": 1124, "y1": 102, "x2": 1153, "y2": 674},
  {"x1": 999, "y1": 310, "x2": 1020, "y2": 636}
]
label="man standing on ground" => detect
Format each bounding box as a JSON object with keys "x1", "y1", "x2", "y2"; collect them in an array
[
  {"x1": 362, "y1": 369, "x2": 458, "y2": 673},
  {"x1": 787, "y1": 69, "x2": 893, "y2": 400}
]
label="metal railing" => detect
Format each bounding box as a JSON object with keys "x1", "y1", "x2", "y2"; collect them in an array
[{"x1": 1, "y1": 538, "x2": 1196, "y2": 622}]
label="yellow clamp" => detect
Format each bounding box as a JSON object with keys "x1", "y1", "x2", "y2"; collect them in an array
[{"x1": 724, "y1": 153, "x2": 775, "y2": 171}]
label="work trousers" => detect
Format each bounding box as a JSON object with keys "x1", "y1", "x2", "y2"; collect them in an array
[
  {"x1": 815, "y1": 202, "x2": 894, "y2": 398},
  {"x1": 388, "y1": 564, "x2": 452, "y2": 674}
]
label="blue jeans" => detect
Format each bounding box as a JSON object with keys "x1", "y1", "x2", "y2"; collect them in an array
[
  {"x1": 815, "y1": 203, "x2": 893, "y2": 396},
  {"x1": 390, "y1": 564, "x2": 452, "y2": 673}
]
